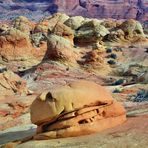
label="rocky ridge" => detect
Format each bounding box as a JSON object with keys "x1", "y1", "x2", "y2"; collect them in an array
[
  {"x1": 0, "y1": 0, "x2": 147, "y2": 22},
  {"x1": 0, "y1": 12, "x2": 147, "y2": 147}
]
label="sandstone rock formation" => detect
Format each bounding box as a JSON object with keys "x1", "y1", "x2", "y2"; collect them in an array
[
  {"x1": 0, "y1": 24, "x2": 47, "y2": 65},
  {"x1": 103, "y1": 19, "x2": 147, "y2": 43},
  {"x1": 12, "y1": 16, "x2": 34, "y2": 35},
  {"x1": 51, "y1": 22, "x2": 74, "y2": 44},
  {"x1": 64, "y1": 16, "x2": 85, "y2": 30},
  {"x1": 30, "y1": 81, "x2": 126, "y2": 139},
  {"x1": 0, "y1": 70, "x2": 28, "y2": 96},
  {"x1": 0, "y1": 28, "x2": 34, "y2": 61},
  {"x1": 34, "y1": 13, "x2": 69, "y2": 34},
  {"x1": 0, "y1": 13, "x2": 147, "y2": 69},
  {"x1": 46, "y1": 34, "x2": 76, "y2": 62},
  {"x1": 119, "y1": 19, "x2": 145, "y2": 38},
  {"x1": 100, "y1": 19, "x2": 122, "y2": 30},
  {"x1": 75, "y1": 20, "x2": 109, "y2": 44}
]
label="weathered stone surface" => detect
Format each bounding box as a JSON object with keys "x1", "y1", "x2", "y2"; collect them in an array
[
  {"x1": 31, "y1": 80, "x2": 115, "y2": 124},
  {"x1": 100, "y1": 19, "x2": 122, "y2": 30},
  {"x1": 83, "y1": 50, "x2": 105, "y2": 64},
  {"x1": 0, "y1": 24, "x2": 10, "y2": 33},
  {"x1": 75, "y1": 20, "x2": 109, "y2": 44},
  {"x1": 34, "y1": 20, "x2": 49, "y2": 34},
  {"x1": 34, "y1": 13, "x2": 69, "y2": 34},
  {"x1": 0, "y1": 28, "x2": 33, "y2": 61},
  {"x1": 103, "y1": 19, "x2": 147, "y2": 43},
  {"x1": 103, "y1": 29, "x2": 126, "y2": 43},
  {"x1": 64, "y1": 16, "x2": 85, "y2": 30},
  {"x1": 12, "y1": 16, "x2": 34, "y2": 35},
  {"x1": 51, "y1": 22, "x2": 74, "y2": 43},
  {"x1": 46, "y1": 34, "x2": 76, "y2": 62},
  {"x1": 0, "y1": 70, "x2": 28, "y2": 96},
  {"x1": 30, "y1": 80, "x2": 126, "y2": 139}
]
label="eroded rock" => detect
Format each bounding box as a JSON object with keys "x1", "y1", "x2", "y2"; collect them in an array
[
  {"x1": 30, "y1": 81, "x2": 126, "y2": 139},
  {"x1": 0, "y1": 70, "x2": 29, "y2": 96},
  {"x1": 75, "y1": 20, "x2": 109, "y2": 44},
  {"x1": 12, "y1": 16, "x2": 34, "y2": 35},
  {"x1": 64, "y1": 16, "x2": 85, "y2": 30},
  {"x1": 46, "y1": 34, "x2": 77, "y2": 62},
  {"x1": 0, "y1": 28, "x2": 33, "y2": 61}
]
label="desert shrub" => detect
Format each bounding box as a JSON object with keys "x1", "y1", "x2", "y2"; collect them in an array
[
  {"x1": 112, "y1": 79, "x2": 124, "y2": 85},
  {"x1": 133, "y1": 90, "x2": 148, "y2": 102},
  {"x1": 106, "y1": 48, "x2": 112, "y2": 53},
  {"x1": 108, "y1": 60, "x2": 116, "y2": 65},
  {"x1": 110, "y1": 53, "x2": 117, "y2": 59}
]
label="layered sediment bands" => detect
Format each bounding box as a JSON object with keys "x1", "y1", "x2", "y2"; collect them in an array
[
  {"x1": 0, "y1": 0, "x2": 147, "y2": 21},
  {"x1": 30, "y1": 81, "x2": 126, "y2": 139}
]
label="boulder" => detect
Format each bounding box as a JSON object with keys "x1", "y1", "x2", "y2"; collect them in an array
[
  {"x1": 103, "y1": 29, "x2": 126, "y2": 42},
  {"x1": 30, "y1": 80, "x2": 126, "y2": 139},
  {"x1": 103, "y1": 19, "x2": 147, "y2": 43},
  {"x1": 75, "y1": 20, "x2": 109, "y2": 44},
  {"x1": 0, "y1": 24, "x2": 10, "y2": 33},
  {"x1": 100, "y1": 19, "x2": 122, "y2": 30},
  {"x1": 31, "y1": 32, "x2": 47, "y2": 47},
  {"x1": 46, "y1": 34, "x2": 76, "y2": 62},
  {"x1": 34, "y1": 13, "x2": 69, "y2": 34},
  {"x1": 0, "y1": 28, "x2": 34, "y2": 61}
]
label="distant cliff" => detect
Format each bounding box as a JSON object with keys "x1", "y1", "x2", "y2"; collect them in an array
[
  {"x1": 54, "y1": 0, "x2": 148, "y2": 22},
  {"x1": 0, "y1": 0, "x2": 147, "y2": 22}
]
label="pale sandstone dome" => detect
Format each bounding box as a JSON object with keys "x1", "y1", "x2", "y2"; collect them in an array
[
  {"x1": 31, "y1": 81, "x2": 126, "y2": 124},
  {"x1": 0, "y1": 28, "x2": 32, "y2": 61},
  {"x1": 29, "y1": 81, "x2": 126, "y2": 139},
  {"x1": 34, "y1": 13, "x2": 69, "y2": 34},
  {"x1": 103, "y1": 19, "x2": 147, "y2": 43},
  {"x1": 12, "y1": 16, "x2": 35, "y2": 35},
  {"x1": 51, "y1": 22, "x2": 74, "y2": 43},
  {"x1": 64, "y1": 16, "x2": 85, "y2": 30},
  {"x1": 75, "y1": 20, "x2": 110, "y2": 44},
  {"x1": 0, "y1": 13, "x2": 147, "y2": 69}
]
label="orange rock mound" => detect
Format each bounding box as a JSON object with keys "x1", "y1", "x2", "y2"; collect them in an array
[{"x1": 30, "y1": 81, "x2": 126, "y2": 139}]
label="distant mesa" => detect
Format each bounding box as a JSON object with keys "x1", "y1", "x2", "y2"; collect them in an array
[{"x1": 0, "y1": 0, "x2": 147, "y2": 22}]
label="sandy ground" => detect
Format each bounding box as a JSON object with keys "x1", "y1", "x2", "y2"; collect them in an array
[{"x1": 0, "y1": 114, "x2": 147, "y2": 148}]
